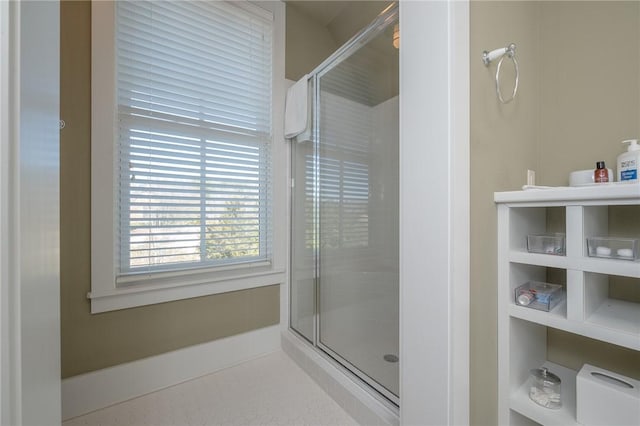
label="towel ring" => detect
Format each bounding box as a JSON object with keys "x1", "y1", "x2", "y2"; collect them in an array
[{"x1": 482, "y1": 43, "x2": 519, "y2": 104}]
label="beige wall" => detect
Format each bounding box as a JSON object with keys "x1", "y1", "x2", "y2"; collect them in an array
[
  {"x1": 285, "y1": 5, "x2": 337, "y2": 81},
  {"x1": 470, "y1": 2, "x2": 640, "y2": 424},
  {"x1": 285, "y1": 1, "x2": 392, "y2": 81},
  {"x1": 60, "y1": 1, "x2": 279, "y2": 379},
  {"x1": 325, "y1": 1, "x2": 393, "y2": 47},
  {"x1": 537, "y1": 1, "x2": 640, "y2": 185},
  {"x1": 470, "y1": 3, "x2": 541, "y2": 424}
]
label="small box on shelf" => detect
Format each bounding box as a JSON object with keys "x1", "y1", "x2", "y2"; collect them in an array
[
  {"x1": 586, "y1": 237, "x2": 639, "y2": 261},
  {"x1": 515, "y1": 281, "x2": 565, "y2": 312},
  {"x1": 527, "y1": 233, "x2": 566, "y2": 256},
  {"x1": 576, "y1": 364, "x2": 640, "y2": 426}
]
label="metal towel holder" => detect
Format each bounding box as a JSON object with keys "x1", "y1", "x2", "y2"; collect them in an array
[{"x1": 482, "y1": 43, "x2": 519, "y2": 104}]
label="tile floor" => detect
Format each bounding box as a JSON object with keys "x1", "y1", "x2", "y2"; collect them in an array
[{"x1": 63, "y1": 351, "x2": 359, "y2": 426}]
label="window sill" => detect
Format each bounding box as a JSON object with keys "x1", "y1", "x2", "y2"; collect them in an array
[{"x1": 88, "y1": 267, "x2": 285, "y2": 314}]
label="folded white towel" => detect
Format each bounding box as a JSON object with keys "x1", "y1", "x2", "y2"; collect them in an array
[{"x1": 284, "y1": 74, "x2": 309, "y2": 139}]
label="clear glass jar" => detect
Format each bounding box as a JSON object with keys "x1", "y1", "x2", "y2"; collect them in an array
[{"x1": 529, "y1": 367, "x2": 562, "y2": 409}]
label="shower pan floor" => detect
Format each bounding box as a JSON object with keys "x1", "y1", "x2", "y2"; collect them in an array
[{"x1": 320, "y1": 295, "x2": 399, "y2": 397}]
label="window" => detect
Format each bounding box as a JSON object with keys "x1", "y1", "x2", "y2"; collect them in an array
[
  {"x1": 116, "y1": 0, "x2": 273, "y2": 273},
  {"x1": 91, "y1": 0, "x2": 285, "y2": 313}
]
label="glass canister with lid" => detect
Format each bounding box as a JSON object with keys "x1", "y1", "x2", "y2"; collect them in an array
[{"x1": 529, "y1": 367, "x2": 562, "y2": 409}]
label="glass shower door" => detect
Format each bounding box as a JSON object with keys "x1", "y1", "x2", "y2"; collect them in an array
[
  {"x1": 290, "y1": 136, "x2": 316, "y2": 343},
  {"x1": 316, "y1": 19, "x2": 399, "y2": 401}
]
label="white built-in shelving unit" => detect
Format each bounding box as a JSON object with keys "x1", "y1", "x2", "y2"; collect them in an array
[{"x1": 495, "y1": 183, "x2": 640, "y2": 426}]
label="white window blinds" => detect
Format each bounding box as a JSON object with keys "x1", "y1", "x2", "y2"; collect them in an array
[{"x1": 115, "y1": 0, "x2": 273, "y2": 275}]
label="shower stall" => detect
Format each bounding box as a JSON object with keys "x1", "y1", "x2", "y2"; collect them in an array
[{"x1": 289, "y1": 4, "x2": 399, "y2": 405}]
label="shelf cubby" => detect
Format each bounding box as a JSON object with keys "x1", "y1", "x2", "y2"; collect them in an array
[
  {"x1": 510, "y1": 361, "x2": 577, "y2": 426},
  {"x1": 509, "y1": 207, "x2": 566, "y2": 255},
  {"x1": 509, "y1": 263, "x2": 567, "y2": 319},
  {"x1": 505, "y1": 318, "x2": 578, "y2": 426},
  {"x1": 496, "y1": 184, "x2": 640, "y2": 425},
  {"x1": 584, "y1": 272, "x2": 640, "y2": 338}
]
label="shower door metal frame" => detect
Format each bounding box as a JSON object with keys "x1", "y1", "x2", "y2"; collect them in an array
[{"x1": 289, "y1": 1, "x2": 400, "y2": 408}]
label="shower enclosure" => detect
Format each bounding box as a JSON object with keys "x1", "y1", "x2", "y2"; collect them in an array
[{"x1": 290, "y1": 4, "x2": 399, "y2": 404}]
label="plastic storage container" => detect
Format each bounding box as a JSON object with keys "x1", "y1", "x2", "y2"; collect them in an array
[
  {"x1": 514, "y1": 281, "x2": 564, "y2": 311},
  {"x1": 527, "y1": 233, "x2": 566, "y2": 256},
  {"x1": 529, "y1": 367, "x2": 562, "y2": 409},
  {"x1": 586, "y1": 237, "x2": 639, "y2": 261}
]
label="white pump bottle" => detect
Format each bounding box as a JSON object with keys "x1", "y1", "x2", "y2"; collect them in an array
[{"x1": 617, "y1": 139, "x2": 640, "y2": 182}]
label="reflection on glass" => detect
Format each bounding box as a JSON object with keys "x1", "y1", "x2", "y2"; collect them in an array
[
  {"x1": 317, "y1": 19, "x2": 399, "y2": 399},
  {"x1": 290, "y1": 139, "x2": 316, "y2": 342}
]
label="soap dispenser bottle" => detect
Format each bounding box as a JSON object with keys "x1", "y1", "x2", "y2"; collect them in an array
[{"x1": 617, "y1": 139, "x2": 640, "y2": 182}]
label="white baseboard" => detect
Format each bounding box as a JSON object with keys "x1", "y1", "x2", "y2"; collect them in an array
[{"x1": 62, "y1": 325, "x2": 281, "y2": 421}]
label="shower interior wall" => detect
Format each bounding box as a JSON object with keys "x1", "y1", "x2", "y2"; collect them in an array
[
  {"x1": 471, "y1": 2, "x2": 640, "y2": 425},
  {"x1": 289, "y1": 93, "x2": 399, "y2": 335},
  {"x1": 316, "y1": 91, "x2": 399, "y2": 397}
]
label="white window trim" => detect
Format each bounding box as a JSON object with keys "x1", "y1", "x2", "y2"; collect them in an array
[{"x1": 90, "y1": 0, "x2": 287, "y2": 314}]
